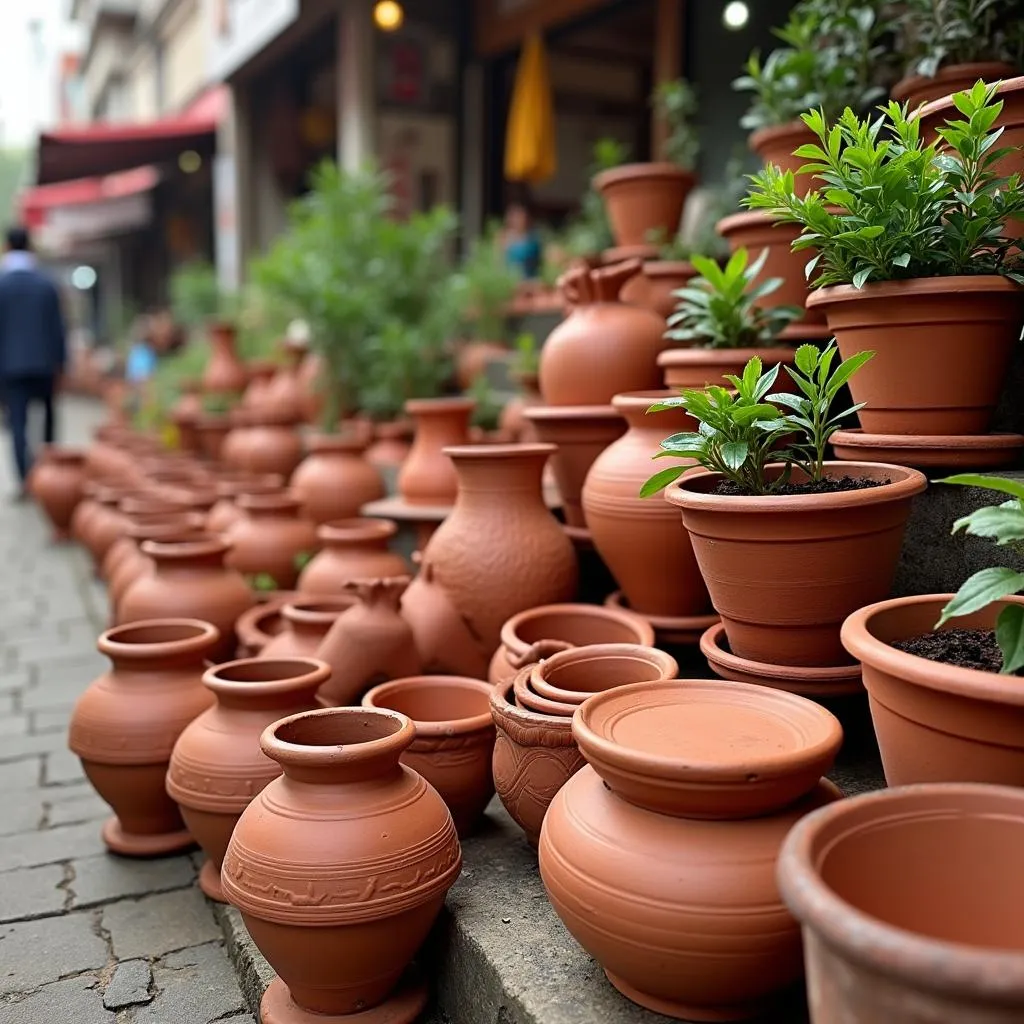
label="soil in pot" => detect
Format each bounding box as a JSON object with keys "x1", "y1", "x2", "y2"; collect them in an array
[{"x1": 892, "y1": 628, "x2": 1007, "y2": 673}]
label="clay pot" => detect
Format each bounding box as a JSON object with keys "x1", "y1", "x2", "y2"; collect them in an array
[
  {"x1": 665, "y1": 463, "x2": 927, "y2": 667},
  {"x1": 523, "y1": 405, "x2": 625, "y2": 530},
  {"x1": 366, "y1": 420, "x2": 413, "y2": 468},
  {"x1": 498, "y1": 371, "x2": 543, "y2": 443},
  {"x1": 221, "y1": 706, "x2": 462, "y2": 1022},
  {"x1": 241, "y1": 360, "x2": 276, "y2": 412},
  {"x1": 806, "y1": 277, "x2": 1024, "y2": 435},
  {"x1": 262, "y1": 353, "x2": 308, "y2": 424},
  {"x1": 750, "y1": 121, "x2": 819, "y2": 197},
  {"x1": 297, "y1": 518, "x2": 408, "y2": 594},
  {"x1": 31, "y1": 448, "x2": 86, "y2": 539},
  {"x1": 206, "y1": 473, "x2": 284, "y2": 536},
  {"x1": 402, "y1": 445, "x2": 579, "y2": 677},
  {"x1": 68, "y1": 619, "x2": 218, "y2": 856},
  {"x1": 363, "y1": 675, "x2": 496, "y2": 836},
  {"x1": 315, "y1": 578, "x2": 421, "y2": 706},
  {"x1": 893, "y1": 60, "x2": 1016, "y2": 109},
  {"x1": 235, "y1": 596, "x2": 290, "y2": 658},
  {"x1": 118, "y1": 537, "x2": 255, "y2": 662},
  {"x1": 540, "y1": 261, "x2": 667, "y2": 406},
  {"x1": 658, "y1": 346, "x2": 798, "y2": 390},
  {"x1": 82, "y1": 486, "x2": 130, "y2": 570},
  {"x1": 779, "y1": 782, "x2": 1024, "y2": 1024},
  {"x1": 219, "y1": 411, "x2": 257, "y2": 472},
  {"x1": 290, "y1": 434, "x2": 385, "y2": 524},
  {"x1": 583, "y1": 391, "x2": 713, "y2": 620},
  {"x1": 258, "y1": 597, "x2": 357, "y2": 660},
  {"x1": 202, "y1": 322, "x2": 247, "y2": 396},
  {"x1": 841, "y1": 593, "x2": 1024, "y2": 787},
  {"x1": 195, "y1": 415, "x2": 231, "y2": 462},
  {"x1": 619, "y1": 260, "x2": 698, "y2": 322},
  {"x1": 166, "y1": 657, "x2": 327, "y2": 902},
  {"x1": 171, "y1": 381, "x2": 203, "y2": 453},
  {"x1": 397, "y1": 397, "x2": 475, "y2": 507},
  {"x1": 225, "y1": 491, "x2": 319, "y2": 591},
  {"x1": 593, "y1": 163, "x2": 695, "y2": 250},
  {"x1": 70, "y1": 480, "x2": 102, "y2": 547},
  {"x1": 234, "y1": 415, "x2": 304, "y2": 480}
]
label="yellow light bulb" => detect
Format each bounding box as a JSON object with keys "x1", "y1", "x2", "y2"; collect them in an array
[{"x1": 374, "y1": 0, "x2": 404, "y2": 31}]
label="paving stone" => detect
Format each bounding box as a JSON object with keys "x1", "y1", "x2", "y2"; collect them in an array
[
  {"x1": 128, "y1": 943, "x2": 245, "y2": 1024},
  {"x1": 215, "y1": 1016, "x2": 256, "y2": 1024},
  {"x1": 0, "y1": 668, "x2": 32, "y2": 696},
  {"x1": 0, "y1": 756, "x2": 40, "y2": 791},
  {"x1": 103, "y1": 959, "x2": 153, "y2": 1009},
  {"x1": 103, "y1": 889, "x2": 218, "y2": 960},
  {"x1": 70, "y1": 853, "x2": 195, "y2": 909},
  {"x1": 45, "y1": 788, "x2": 109, "y2": 828},
  {"x1": 0, "y1": 976, "x2": 115, "y2": 1024},
  {"x1": 29, "y1": 708, "x2": 69, "y2": 734},
  {"x1": 0, "y1": 789, "x2": 46, "y2": 837},
  {"x1": 0, "y1": 729, "x2": 72, "y2": 762},
  {"x1": 0, "y1": 863, "x2": 67, "y2": 923},
  {"x1": 43, "y1": 748, "x2": 85, "y2": 786},
  {"x1": 0, "y1": 820, "x2": 106, "y2": 872},
  {"x1": 0, "y1": 717, "x2": 28, "y2": 739},
  {"x1": 0, "y1": 911, "x2": 108, "y2": 994}
]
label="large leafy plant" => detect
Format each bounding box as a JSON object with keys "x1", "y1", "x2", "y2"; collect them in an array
[
  {"x1": 746, "y1": 81, "x2": 1024, "y2": 287},
  {"x1": 653, "y1": 79, "x2": 700, "y2": 171}
]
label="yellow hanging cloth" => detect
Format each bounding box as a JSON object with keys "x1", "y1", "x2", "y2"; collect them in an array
[{"x1": 504, "y1": 32, "x2": 557, "y2": 184}]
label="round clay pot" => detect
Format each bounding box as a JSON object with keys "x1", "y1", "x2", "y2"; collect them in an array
[
  {"x1": 31, "y1": 448, "x2": 86, "y2": 539},
  {"x1": 402, "y1": 445, "x2": 579, "y2": 677},
  {"x1": 68, "y1": 619, "x2": 218, "y2": 856},
  {"x1": 297, "y1": 518, "x2": 408, "y2": 594},
  {"x1": 235, "y1": 596, "x2": 290, "y2": 658},
  {"x1": 225, "y1": 491, "x2": 319, "y2": 591},
  {"x1": 593, "y1": 163, "x2": 695, "y2": 250},
  {"x1": 363, "y1": 675, "x2": 496, "y2": 836},
  {"x1": 206, "y1": 473, "x2": 284, "y2": 536},
  {"x1": 262, "y1": 353, "x2": 308, "y2": 424},
  {"x1": 171, "y1": 381, "x2": 203, "y2": 454},
  {"x1": 219, "y1": 411, "x2": 258, "y2": 472},
  {"x1": 118, "y1": 536, "x2": 255, "y2": 662},
  {"x1": 234, "y1": 416, "x2": 304, "y2": 480},
  {"x1": 202, "y1": 322, "x2": 247, "y2": 396},
  {"x1": 490, "y1": 674, "x2": 586, "y2": 846},
  {"x1": 195, "y1": 415, "x2": 231, "y2": 462},
  {"x1": 750, "y1": 121, "x2": 819, "y2": 197},
  {"x1": 841, "y1": 593, "x2": 1024, "y2": 787},
  {"x1": 397, "y1": 397, "x2": 475, "y2": 507},
  {"x1": 583, "y1": 391, "x2": 713, "y2": 620},
  {"x1": 540, "y1": 261, "x2": 667, "y2": 406},
  {"x1": 166, "y1": 657, "x2": 327, "y2": 902},
  {"x1": 619, "y1": 260, "x2": 698, "y2": 322},
  {"x1": 221, "y1": 707, "x2": 462, "y2": 1021},
  {"x1": 522, "y1": 405, "x2": 625, "y2": 529},
  {"x1": 498, "y1": 371, "x2": 543, "y2": 443},
  {"x1": 366, "y1": 420, "x2": 413, "y2": 468},
  {"x1": 83, "y1": 486, "x2": 131, "y2": 571},
  {"x1": 778, "y1": 782, "x2": 1024, "y2": 1023},
  {"x1": 241, "y1": 359, "x2": 276, "y2": 412},
  {"x1": 666, "y1": 462, "x2": 926, "y2": 668},
  {"x1": 893, "y1": 60, "x2": 1015, "y2": 109},
  {"x1": 290, "y1": 434, "x2": 384, "y2": 523},
  {"x1": 70, "y1": 480, "x2": 103, "y2": 547},
  {"x1": 258, "y1": 597, "x2": 357, "y2": 660},
  {"x1": 806, "y1": 277, "x2": 1024, "y2": 435},
  {"x1": 658, "y1": 347, "x2": 797, "y2": 390}
]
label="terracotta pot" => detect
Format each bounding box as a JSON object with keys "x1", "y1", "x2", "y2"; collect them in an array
[
  {"x1": 118, "y1": 536, "x2": 255, "y2": 662},
  {"x1": 665, "y1": 463, "x2": 927, "y2": 667},
  {"x1": 234, "y1": 416, "x2": 304, "y2": 480},
  {"x1": 290, "y1": 434, "x2": 385, "y2": 524},
  {"x1": 806, "y1": 277, "x2": 1024, "y2": 435},
  {"x1": 583, "y1": 390, "x2": 713, "y2": 620},
  {"x1": 540, "y1": 261, "x2": 667, "y2": 406},
  {"x1": 221, "y1": 706, "x2": 462, "y2": 1021},
  {"x1": 202, "y1": 322, "x2": 247, "y2": 395},
  {"x1": 31, "y1": 448, "x2": 86, "y2": 539},
  {"x1": 82, "y1": 486, "x2": 130, "y2": 570},
  {"x1": 619, "y1": 260, "x2": 698, "y2": 322},
  {"x1": 750, "y1": 121, "x2": 819, "y2": 197},
  {"x1": 315, "y1": 577, "x2": 421, "y2": 706},
  {"x1": 498, "y1": 371, "x2": 543, "y2": 443},
  {"x1": 658, "y1": 346, "x2": 798, "y2": 390},
  {"x1": 70, "y1": 480, "x2": 103, "y2": 547},
  {"x1": 258, "y1": 597, "x2": 357, "y2": 660},
  {"x1": 593, "y1": 163, "x2": 695, "y2": 250},
  {"x1": 397, "y1": 397, "x2": 475, "y2": 507},
  {"x1": 195, "y1": 415, "x2": 231, "y2": 462},
  {"x1": 240, "y1": 360, "x2": 276, "y2": 412},
  {"x1": 297, "y1": 518, "x2": 408, "y2": 594},
  {"x1": 363, "y1": 675, "x2": 496, "y2": 836},
  {"x1": 893, "y1": 60, "x2": 1016, "y2": 109},
  {"x1": 219, "y1": 411, "x2": 256, "y2": 472},
  {"x1": 262, "y1": 353, "x2": 308, "y2": 424},
  {"x1": 68, "y1": 619, "x2": 218, "y2": 856},
  {"x1": 166, "y1": 657, "x2": 327, "y2": 902},
  {"x1": 778, "y1": 782, "x2": 1024, "y2": 1023},
  {"x1": 225, "y1": 491, "x2": 319, "y2": 591},
  {"x1": 841, "y1": 593, "x2": 1024, "y2": 787},
  {"x1": 235, "y1": 596, "x2": 290, "y2": 658},
  {"x1": 205, "y1": 473, "x2": 284, "y2": 536},
  {"x1": 402, "y1": 445, "x2": 579, "y2": 677},
  {"x1": 366, "y1": 420, "x2": 413, "y2": 468},
  {"x1": 490, "y1": 675, "x2": 586, "y2": 846}
]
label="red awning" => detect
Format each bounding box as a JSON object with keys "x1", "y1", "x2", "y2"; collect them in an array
[{"x1": 20, "y1": 166, "x2": 160, "y2": 228}]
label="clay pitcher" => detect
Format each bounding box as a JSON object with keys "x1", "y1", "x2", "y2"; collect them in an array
[
  {"x1": 297, "y1": 518, "x2": 409, "y2": 594},
  {"x1": 397, "y1": 397, "x2": 475, "y2": 506},
  {"x1": 202, "y1": 322, "x2": 247, "y2": 396},
  {"x1": 290, "y1": 434, "x2": 385, "y2": 524}
]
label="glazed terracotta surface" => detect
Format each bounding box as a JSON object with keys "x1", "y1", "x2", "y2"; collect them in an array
[
  {"x1": 593, "y1": 162, "x2": 695, "y2": 249},
  {"x1": 225, "y1": 491, "x2": 319, "y2": 591},
  {"x1": 658, "y1": 347, "x2": 798, "y2": 391},
  {"x1": 750, "y1": 121, "x2": 818, "y2": 196},
  {"x1": 258, "y1": 597, "x2": 357, "y2": 661},
  {"x1": 290, "y1": 434, "x2": 385, "y2": 524},
  {"x1": 31, "y1": 448, "x2": 86, "y2": 538},
  {"x1": 297, "y1": 518, "x2": 408, "y2": 594},
  {"x1": 397, "y1": 397, "x2": 475, "y2": 507}
]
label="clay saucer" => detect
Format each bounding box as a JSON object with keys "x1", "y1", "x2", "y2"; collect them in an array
[
  {"x1": 513, "y1": 669, "x2": 576, "y2": 717},
  {"x1": 604, "y1": 590, "x2": 719, "y2": 645},
  {"x1": 260, "y1": 968, "x2": 427, "y2": 1024},
  {"x1": 830, "y1": 429, "x2": 1024, "y2": 469},
  {"x1": 701, "y1": 622, "x2": 863, "y2": 696},
  {"x1": 575, "y1": 678, "x2": 843, "y2": 820},
  {"x1": 102, "y1": 818, "x2": 195, "y2": 857}
]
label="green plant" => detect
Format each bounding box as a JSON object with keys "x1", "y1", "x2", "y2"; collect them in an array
[
  {"x1": 454, "y1": 224, "x2": 520, "y2": 341},
  {"x1": 653, "y1": 79, "x2": 700, "y2": 171},
  {"x1": 665, "y1": 248, "x2": 803, "y2": 349},
  {"x1": 169, "y1": 260, "x2": 237, "y2": 329},
  {"x1": 936, "y1": 473, "x2": 1024, "y2": 672},
  {"x1": 249, "y1": 573, "x2": 279, "y2": 593},
  {"x1": 564, "y1": 138, "x2": 632, "y2": 258},
  {"x1": 293, "y1": 551, "x2": 314, "y2": 572},
  {"x1": 466, "y1": 374, "x2": 505, "y2": 431},
  {"x1": 745, "y1": 81, "x2": 1024, "y2": 287},
  {"x1": 511, "y1": 332, "x2": 539, "y2": 376}
]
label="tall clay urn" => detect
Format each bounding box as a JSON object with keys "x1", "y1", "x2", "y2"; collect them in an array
[{"x1": 396, "y1": 397, "x2": 475, "y2": 506}]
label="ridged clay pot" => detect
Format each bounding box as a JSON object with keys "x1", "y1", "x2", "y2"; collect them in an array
[
  {"x1": 894, "y1": 60, "x2": 1016, "y2": 109},
  {"x1": 397, "y1": 397, "x2": 475, "y2": 507},
  {"x1": 290, "y1": 434, "x2": 385, "y2": 524},
  {"x1": 658, "y1": 347, "x2": 798, "y2": 391},
  {"x1": 166, "y1": 657, "x2": 327, "y2": 902},
  {"x1": 68, "y1": 620, "x2": 218, "y2": 856},
  {"x1": 31, "y1": 448, "x2": 86, "y2": 539},
  {"x1": 619, "y1": 260, "x2": 698, "y2": 322},
  {"x1": 750, "y1": 121, "x2": 819, "y2": 197},
  {"x1": 593, "y1": 163, "x2": 695, "y2": 250},
  {"x1": 258, "y1": 597, "x2": 357, "y2": 661},
  {"x1": 202, "y1": 322, "x2": 247, "y2": 396},
  {"x1": 221, "y1": 707, "x2": 462, "y2": 1022},
  {"x1": 297, "y1": 518, "x2": 408, "y2": 595},
  {"x1": 225, "y1": 491, "x2": 319, "y2": 591}
]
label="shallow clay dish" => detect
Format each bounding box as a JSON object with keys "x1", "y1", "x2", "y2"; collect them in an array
[{"x1": 830, "y1": 429, "x2": 1024, "y2": 469}]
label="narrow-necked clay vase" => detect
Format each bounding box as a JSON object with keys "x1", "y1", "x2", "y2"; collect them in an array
[
  {"x1": 297, "y1": 518, "x2": 408, "y2": 594},
  {"x1": 205, "y1": 473, "x2": 284, "y2": 536},
  {"x1": 258, "y1": 597, "x2": 358, "y2": 661},
  {"x1": 397, "y1": 397, "x2": 476, "y2": 507},
  {"x1": 221, "y1": 707, "x2": 462, "y2": 1022},
  {"x1": 166, "y1": 657, "x2": 328, "y2": 902},
  {"x1": 31, "y1": 447, "x2": 86, "y2": 540},
  {"x1": 290, "y1": 434, "x2": 385, "y2": 523},
  {"x1": 225, "y1": 491, "x2": 319, "y2": 591},
  {"x1": 69, "y1": 619, "x2": 218, "y2": 856},
  {"x1": 117, "y1": 536, "x2": 255, "y2": 662},
  {"x1": 402, "y1": 445, "x2": 579, "y2": 678},
  {"x1": 363, "y1": 676, "x2": 496, "y2": 836},
  {"x1": 202, "y1": 322, "x2": 248, "y2": 396}
]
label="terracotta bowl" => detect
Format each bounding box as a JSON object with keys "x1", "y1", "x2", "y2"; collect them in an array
[
  {"x1": 529, "y1": 644, "x2": 679, "y2": 707},
  {"x1": 513, "y1": 671, "x2": 576, "y2": 718}
]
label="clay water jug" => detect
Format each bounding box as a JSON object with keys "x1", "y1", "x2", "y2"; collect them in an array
[{"x1": 225, "y1": 491, "x2": 319, "y2": 591}]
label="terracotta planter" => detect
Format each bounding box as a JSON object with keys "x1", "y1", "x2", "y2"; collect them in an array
[
  {"x1": 166, "y1": 657, "x2": 327, "y2": 902},
  {"x1": 619, "y1": 260, "x2": 698, "y2": 322},
  {"x1": 225, "y1": 491, "x2": 318, "y2": 591},
  {"x1": 665, "y1": 463, "x2": 927, "y2": 667},
  {"x1": 202, "y1": 322, "x2": 247, "y2": 395},
  {"x1": 297, "y1": 518, "x2": 408, "y2": 594},
  {"x1": 523, "y1": 405, "x2": 625, "y2": 529},
  {"x1": 235, "y1": 596, "x2": 290, "y2": 658},
  {"x1": 366, "y1": 420, "x2": 413, "y2": 468},
  {"x1": 363, "y1": 675, "x2": 496, "y2": 836},
  {"x1": 489, "y1": 602, "x2": 655, "y2": 685},
  {"x1": 397, "y1": 397, "x2": 475, "y2": 507},
  {"x1": 240, "y1": 360, "x2": 276, "y2": 413},
  {"x1": 540, "y1": 261, "x2": 667, "y2": 406},
  {"x1": 30, "y1": 448, "x2": 86, "y2": 539},
  {"x1": 894, "y1": 60, "x2": 1016, "y2": 109},
  {"x1": 205, "y1": 473, "x2": 283, "y2": 536},
  {"x1": 68, "y1": 619, "x2": 218, "y2": 856},
  {"x1": 221, "y1": 707, "x2": 462, "y2": 1022},
  {"x1": 402, "y1": 445, "x2": 578, "y2": 677},
  {"x1": 258, "y1": 597, "x2": 357, "y2": 660},
  {"x1": 750, "y1": 121, "x2": 819, "y2": 197},
  {"x1": 658, "y1": 346, "x2": 798, "y2": 390},
  {"x1": 593, "y1": 162, "x2": 695, "y2": 250},
  {"x1": 841, "y1": 593, "x2": 1024, "y2": 787},
  {"x1": 290, "y1": 434, "x2": 384, "y2": 523},
  {"x1": 779, "y1": 782, "x2": 1024, "y2": 1023}
]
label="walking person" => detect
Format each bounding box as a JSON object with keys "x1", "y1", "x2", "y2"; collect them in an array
[{"x1": 0, "y1": 226, "x2": 66, "y2": 499}]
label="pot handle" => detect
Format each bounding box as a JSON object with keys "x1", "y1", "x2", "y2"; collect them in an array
[
  {"x1": 508, "y1": 638, "x2": 574, "y2": 669},
  {"x1": 593, "y1": 258, "x2": 643, "y2": 302}
]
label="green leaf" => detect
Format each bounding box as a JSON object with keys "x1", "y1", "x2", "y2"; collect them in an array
[
  {"x1": 936, "y1": 474, "x2": 1024, "y2": 502},
  {"x1": 996, "y1": 604, "x2": 1024, "y2": 674},
  {"x1": 640, "y1": 465, "x2": 687, "y2": 498},
  {"x1": 852, "y1": 268, "x2": 872, "y2": 289},
  {"x1": 794, "y1": 344, "x2": 819, "y2": 376},
  {"x1": 950, "y1": 504, "x2": 1024, "y2": 544},
  {"x1": 892, "y1": 253, "x2": 911, "y2": 268},
  {"x1": 937, "y1": 567, "x2": 1024, "y2": 626},
  {"x1": 720, "y1": 440, "x2": 749, "y2": 470}
]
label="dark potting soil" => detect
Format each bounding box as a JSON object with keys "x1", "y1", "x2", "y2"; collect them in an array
[
  {"x1": 714, "y1": 476, "x2": 889, "y2": 497},
  {"x1": 891, "y1": 628, "x2": 1014, "y2": 674}
]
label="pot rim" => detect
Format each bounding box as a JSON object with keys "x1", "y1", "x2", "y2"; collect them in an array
[
  {"x1": 317, "y1": 517, "x2": 397, "y2": 544},
  {"x1": 513, "y1": 669, "x2": 576, "y2": 717},
  {"x1": 235, "y1": 601, "x2": 286, "y2": 647},
  {"x1": 140, "y1": 535, "x2": 231, "y2": 560},
  {"x1": 98, "y1": 618, "x2": 220, "y2": 659},
  {"x1": 489, "y1": 675, "x2": 576, "y2": 734},
  {"x1": 500, "y1": 602, "x2": 656, "y2": 657},
  {"x1": 531, "y1": 643, "x2": 679, "y2": 704},
  {"x1": 260, "y1": 705, "x2": 414, "y2": 765},
  {"x1": 203, "y1": 656, "x2": 330, "y2": 698},
  {"x1": 641, "y1": 260, "x2": 696, "y2": 278},
  {"x1": 127, "y1": 517, "x2": 205, "y2": 542},
  {"x1": 892, "y1": 61, "x2": 1016, "y2": 102},
  {"x1": 611, "y1": 389, "x2": 688, "y2": 411},
  {"x1": 236, "y1": 490, "x2": 302, "y2": 513},
  {"x1": 442, "y1": 442, "x2": 555, "y2": 461},
  {"x1": 778, "y1": 781, "x2": 1024, "y2": 998},
  {"x1": 749, "y1": 121, "x2": 813, "y2": 149},
  {"x1": 214, "y1": 473, "x2": 283, "y2": 498},
  {"x1": 806, "y1": 275, "x2": 1024, "y2": 308},
  {"x1": 593, "y1": 162, "x2": 695, "y2": 191},
  {"x1": 306, "y1": 433, "x2": 367, "y2": 454},
  {"x1": 281, "y1": 596, "x2": 357, "y2": 625},
  {"x1": 405, "y1": 396, "x2": 476, "y2": 416},
  {"x1": 362, "y1": 676, "x2": 495, "y2": 735},
  {"x1": 715, "y1": 209, "x2": 800, "y2": 235},
  {"x1": 522, "y1": 405, "x2": 620, "y2": 423},
  {"x1": 657, "y1": 346, "x2": 796, "y2": 367},
  {"x1": 919, "y1": 72, "x2": 1024, "y2": 119}
]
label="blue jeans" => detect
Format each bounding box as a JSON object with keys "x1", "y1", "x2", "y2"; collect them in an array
[{"x1": 3, "y1": 375, "x2": 55, "y2": 483}]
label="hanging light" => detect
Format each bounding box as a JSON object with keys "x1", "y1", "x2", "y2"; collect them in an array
[
  {"x1": 723, "y1": 1, "x2": 750, "y2": 29},
  {"x1": 374, "y1": 1, "x2": 404, "y2": 31}
]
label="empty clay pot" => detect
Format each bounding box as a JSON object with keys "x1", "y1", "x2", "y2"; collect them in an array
[
  {"x1": 31, "y1": 447, "x2": 86, "y2": 539},
  {"x1": 297, "y1": 518, "x2": 408, "y2": 595},
  {"x1": 205, "y1": 473, "x2": 284, "y2": 536},
  {"x1": 234, "y1": 415, "x2": 304, "y2": 480},
  {"x1": 235, "y1": 596, "x2": 290, "y2": 658},
  {"x1": 258, "y1": 597, "x2": 358, "y2": 661},
  {"x1": 202, "y1": 322, "x2": 247, "y2": 396},
  {"x1": 290, "y1": 434, "x2": 385, "y2": 524},
  {"x1": 593, "y1": 162, "x2": 695, "y2": 250},
  {"x1": 225, "y1": 491, "x2": 319, "y2": 591},
  {"x1": 529, "y1": 644, "x2": 679, "y2": 708},
  {"x1": 397, "y1": 397, "x2": 475, "y2": 507}
]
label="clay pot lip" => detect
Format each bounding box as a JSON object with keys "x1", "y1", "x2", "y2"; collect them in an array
[
  {"x1": 281, "y1": 596, "x2": 358, "y2": 625},
  {"x1": 514, "y1": 669, "x2": 576, "y2": 717},
  {"x1": 893, "y1": 61, "x2": 1016, "y2": 105},
  {"x1": 203, "y1": 656, "x2": 331, "y2": 697},
  {"x1": 641, "y1": 260, "x2": 696, "y2": 278},
  {"x1": 235, "y1": 600, "x2": 286, "y2": 647},
  {"x1": 841, "y1": 593, "x2": 1024, "y2": 704},
  {"x1": 442, "y1": 442, "x2": 556, "y2": 461},
  {"x1": 593, "y1": 161, "x2": 695, "y2": 191},
  {"x1": 373, "y1": 419, "x2": 414, "y2": 438},
  {"x1": 806, "y1": 275, "x2": 1024, "y2": 309},
  {"x1": 611, "y1": 389, "x2": 685, "y2": 412},
  {"x1": 260, "y1": 705, "x2": 414, "y2": 765},
  {"x1": 531, "y1": 643, "x2": 680, "y2": 706},
  {"x1": 41, "y1": 447, "x2": 86, "y2": 464},
  {"x1": 522, "y1": 405, "x2": 620, "y2": 422},
  {"x1": 362, "y1": 675, "x2": 495, "y2": 735},
  {"x1": 491, "y1": 674, "x2": 576, "y2": 731},
  {"x1": 749, "y1": 121, "x2": 813, "y2": 151},
  {"x1": 126, "y1": 517, "x2": 205, "y2": 542},
  {"x1": 657, "y1": 346, "x2": 796, "y2": 367},
  {"x1": 500, "y1": 602, "x2": 656, "y2": 658},
  {"x1": 140, "y1": 535, "x2": 231, "y2": 560},
  {"x1": 306, "y1": 433, "x2": 367, "y2": 454},
  {"x1": 317, "y1": 517, "x2": 397, "y2": 544},
  {"x1": 236, "y1": 491, "x2": 302, "y2": 513},
  {"x1": 665, "y1": 461, "x2": 927, "y2": 513},
  {"x1": 98, "y1": 617, "x2": 221, "y2": 659},
  {"x1": 778, "y1": 781, "x2": 1024, "y2": 996},
  {"x1": 918, "y1": 71, "x2": 1024, "y2": 119},
  {"x1": 715, "y1": 209, "x2": 798, "y2": 236},
  {"x1": 405, "y1": 396, "x2": 477, "y2": 416}
]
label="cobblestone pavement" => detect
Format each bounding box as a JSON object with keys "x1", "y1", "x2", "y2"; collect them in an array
[{"x1": 0, "y1": 397, "x2": 254, "y2": 1024}]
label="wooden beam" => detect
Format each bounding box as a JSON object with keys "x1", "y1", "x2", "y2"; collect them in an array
[
  {"x1": 652, "y1": 0, "x2": 683, "y2": 160},
  {"x1": 474, "y1": 0, "x2": 617, "y2": 56}
]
